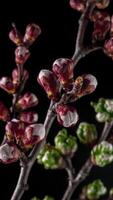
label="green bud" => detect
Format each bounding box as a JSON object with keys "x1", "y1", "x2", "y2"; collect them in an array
[
  {"x1": 37, "y1": 144, "x2": 64, "y2": 169},
  {"x1": 91, "y1": 141, "x2": 113, "y2": 167},
  {"x1": 91, "y1": 98, "x2": 113, "y2": 122},
  {"x1": 86, "y1": 179, "x2": 107, "y2": 200},
  {"x1": 31, "y1": 197, "x2": 40, "y2": 200},
  {"x1": 43, "y1": 196, "x2": 54, "y2": 200},
  {"x1": 76, "y1": 122, "x2": 97, "y2": 144},
  {"x1": 104, "y1": 99, "x2": 113, "y2": 113},
  {"x1": 54, "y1": 129, "x2": 78, "y2": 155},
  {"x1": 109, "y1": 188, "x2": 113, "y2": 197},
  {"x1": 96, "y1": 112, "x2": 111, "y2": 122},
  {"x1": 91, "y1": 98, "x2": 106, "y2": 113}
]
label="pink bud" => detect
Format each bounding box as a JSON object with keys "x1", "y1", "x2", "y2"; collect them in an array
[
  {"x1": 15, "y1": 46, "x2": 30, "y2": 64},
  {"x1": 19, "y1": 111, "x2": 38, "y2": 124},
  {"x1": 0, "y1": 143, "x2": 20, "y2": 164},
  {"x1": 23, "y1": 123, "x2": 45, "y2": 148},
  {"x1": 74, "y1": 74, "x2": 97, "y2": 98},
  {"x1": 16, "y1": 92, "x2": 38, "y2": 110},
  {"x1": 104, "y1": 38, "x2": 113, "y2": 59},
  {"x1": 92, "y1": 11, "x2": 110, "y2": 41},
  {"x1": 110, "y1": 16, "x2": 113, "y2": 37},
  {"x1": 56, "y1": 104, "x2": 79, "y2": 127},
  {"x1": 0, "y1": 101, "x2": 10, "y2": 121},
  {"x1": 38, "y1": 69, "x2": 59, "y2": 101},
  {"x1": 69, "y1": 0, "x2": 86, "y2": 12},
  {"x1": 12, "y1": 68, "x2": 29, "y2": 85},
  {"x1": 52, "y1": 58, "x2": 74, "y2": 90},
  {"x1": 9, "y1": 27, "x2": 23, "y2": 46},
  {"x1": 96, "y1": 0, "x2": 110, "y2": 9},
  {"x1": 0, "y1": 77, "x2": 16, "y2": 94},
  {"x1": 5, "y1": 119, "x2": 26, "y2": 142},
  {"x1": 23, "y1": 23, "x2": 41, "y2": 46}
]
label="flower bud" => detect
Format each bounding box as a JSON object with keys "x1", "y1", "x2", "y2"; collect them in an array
[
  {"x1": 92, "y1": 11, "x2": 110, "y2": 41},
  {"x1": 12, "y1": 68, "x2": 29, "y2": 85},
  {"x1": 54, "y1": 128, "x2": 78, "y2": 155},
  {"x1": 15, "y1": 46, "x2": 30, "y2": 64},
  {"x1": 23, "y1": 23, "x2": 41, "y2": 46},
  {"x1": 5, "y1": 119, "x2": 26, "y2": 142},
  {"x1": 31, "y1": 197, "x2": 40, "y2": 200},
  {"x1": 91, "y1": 141, "x2": 113, "y2": 167},
  {"x1": 104, "y1": 37, "x2": 113, "y2": 59},
  {"x1": 109, "y1": 188, "x2": 113, "y2": 198},
  {"x1": 56, "y1": 104, "x2": 79, "y2": 127},
  {"x1": 69, "y1": 0, "x2": 86, "y2": 12},
  {"x1": 0, "y1": 101, "x2": 10, "y2": 121},
  {"x1": 19, "y1": 111, "x2": 38, "y2": 124},
  {"x1": 0, "y1": 77, "x2": 16, "y2": 94},
  {"x1": 38, "y1": 70, "x2": 59, "y2": 101},
  {"x1": 91, "y1": 98, "x2": 113, "y2": 122},
  {"x1": 96, "y1": 0, "x2": 110, "y2": 9},
  {"x1": 0, "y1": 143, "x2": 20, "y2": 164},
  {"x1": 96, "y1": 112, "x2": 110, "y2": 122},
  {"x1": 37, "y1": 144, "x2": 64, "y2": 169},
  {"x1": 43, "y1": 196, "x2": 54, "y2": 200},
  {"x1": 9, "y1": 27, "x2": 23, "y2": 46},
  {"x1": 80, "y1": 179, "x2": 107, "y2": 200},
  {"x1": 74, "y1": 74, "x2": 97, "y2": 99},
  {"x1": 76, "y1": 122, "x2": 97, "y2": 144},
  {"x1": 111, "y1": 16, "x2": 113, "y2": 37},
  {"x1": 23, "y1": 124, "x2": 45, "y2": 148},
  {"x1": 52, "y1": 58, "x2": 74, "y2": 90},
  {"x1": 16, "y1": 92, "x2": 38, "y2": 110}
]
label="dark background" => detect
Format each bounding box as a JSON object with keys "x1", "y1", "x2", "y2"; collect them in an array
[{"x1": 0, "y1": 0, "x2": 113, "y2": 199}]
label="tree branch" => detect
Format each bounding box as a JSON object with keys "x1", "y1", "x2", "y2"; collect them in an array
[
  {"x1": 72, "y1": 1, "x2": 95, "y2": 65},
  {"x1": 10, "y1": 101, "x2": 56, "y2": 200}
]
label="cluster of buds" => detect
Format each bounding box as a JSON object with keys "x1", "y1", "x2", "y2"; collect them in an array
[
  {"x1": 31, "y1": 196, "x2": 54, "y2": 200},
  {"x1": 0, "y1": 121, "x2": 45, "y2": 163},
  {"x1": 80, "y1": 179, "x2": 107, "y2": 200},
  {"x1": 5, "y1": 119, "x2": 45, "y2": 150},
  {"x1": 37, "y1": 57, "x2": 97, "y2": 129},
  {"x1": 37, "y1": 144, "x2": 65, "y2": 169},
  {"x1": 54, "y1": 128, "x2": 78, "y2": 156},
  {"x1": 0, "y1": 92, "x2": 39, "y2": 123},
  {"x1": 9, "y1": 23, "x2": 41, "y2": 65},
  {"x1": 76, "y1": 122, "x2": 97, "y2": 144},
  {"x1": 38, "y1": 59, "x2": 97, "y2": 101},
  {"x1": 91, "y1": 141, "x2": 113, "y2": 167},
  {"x1": 0, "y1": 90, "x2": 45, "y2": 163},
  {"x1": 69, "y1": 0, "x2": 110, "y2": 12},
  {"x1": 91, "y1": 98, "x2": 113, "y2": 122}
]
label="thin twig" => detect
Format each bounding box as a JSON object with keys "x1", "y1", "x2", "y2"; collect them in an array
[{"x1": 72, "y1": 1, "x2": 95, "y2": 65}]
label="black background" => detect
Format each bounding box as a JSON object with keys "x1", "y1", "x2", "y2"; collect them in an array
[{"x1": 0, "y1": 0, "x2": 113, "y2": 199}]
